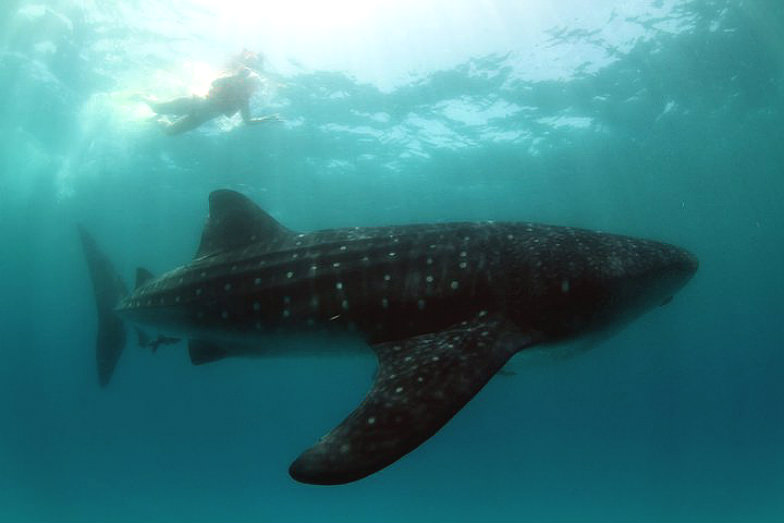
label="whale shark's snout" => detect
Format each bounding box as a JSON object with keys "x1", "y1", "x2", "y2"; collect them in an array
[
  {"x1": 654, "y1": 246, "x2": 698, "y2": 307},
  {"x1": 679, "y1": 248, "x2": 700, "y2": 279},
  {"x1": 651, "y1": 243, "x2": 699, "y2": 300},
  {"x1": 597, "y1": 240, "x2": 699, "y2": 330}
]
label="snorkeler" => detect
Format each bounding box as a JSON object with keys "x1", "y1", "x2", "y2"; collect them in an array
[{"x1": 145, "y1": 66, "x2": 279, "y2": 136}]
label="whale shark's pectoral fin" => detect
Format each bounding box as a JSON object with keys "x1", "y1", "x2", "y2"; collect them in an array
[
  {"x1": 188, "y1": 340, "x2": 229, "y2": 365},
  {"x1": 289, "y1": 316, "x2": 535, "y2": 485}
]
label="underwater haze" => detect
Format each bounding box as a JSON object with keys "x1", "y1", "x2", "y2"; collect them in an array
[{"x1": 1, "y1": 0, "x2": 783, "y2": 521}]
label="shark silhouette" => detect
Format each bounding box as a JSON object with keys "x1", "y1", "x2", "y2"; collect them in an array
[{"x1": 80, "y1": 189, "x2": 698, "y2": 485}]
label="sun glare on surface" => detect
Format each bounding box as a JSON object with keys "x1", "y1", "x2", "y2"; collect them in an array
[{"x1": 195, "y1": 0, "x2": 378, "y2": 41}]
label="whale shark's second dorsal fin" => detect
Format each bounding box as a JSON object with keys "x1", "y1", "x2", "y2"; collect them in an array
[{"x1": 195, "y1": 190, "x2": 293, "y2": 259}]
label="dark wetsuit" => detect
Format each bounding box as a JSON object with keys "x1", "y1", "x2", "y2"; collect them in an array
[
  {"x1": 207, "y1": 75, "x2": 257, "y2": 116},
  {"x1": 148, "y1": 72, "x2": 261, "y2": 135}
]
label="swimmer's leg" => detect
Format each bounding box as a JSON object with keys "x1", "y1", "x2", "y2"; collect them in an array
[
  {"x1": 160, "y1": 113, "x2": 213, "y2": 136},
  {"x1": 148, "y1": 96, "x2": 200, "y2": 115}
]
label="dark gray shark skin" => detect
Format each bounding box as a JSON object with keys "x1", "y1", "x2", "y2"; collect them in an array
[{"x1": 79, "y1": 189, "x2": 698, "y2": 485}]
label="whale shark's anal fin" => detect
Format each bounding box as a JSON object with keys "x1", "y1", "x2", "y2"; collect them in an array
[{"x1": 289, "y1": 316, "x2": 535, "y2": 485}]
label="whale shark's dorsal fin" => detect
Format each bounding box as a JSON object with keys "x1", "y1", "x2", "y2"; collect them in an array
[
  {"x1": 195, "y1": 190, "x2": 293, "y2": 259},
  {"x1": 135, "y1": 267, "x2": 154, "y2": 289},
  {"x1": 289, "y1": 315, "x2": 535, "y2": 485}
]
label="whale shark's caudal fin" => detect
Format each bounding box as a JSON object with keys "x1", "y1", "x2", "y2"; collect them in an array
[
  {"x1": 78, "y1": 226, "x2": 128, "y2": 387},
  {"x1": 289, "y1": 315, "x2": 535, "y2": 485}
]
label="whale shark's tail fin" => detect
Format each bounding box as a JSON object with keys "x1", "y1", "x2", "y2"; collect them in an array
[{"x1": 78, "y1": 226, "x2": 128, "y2": 387}]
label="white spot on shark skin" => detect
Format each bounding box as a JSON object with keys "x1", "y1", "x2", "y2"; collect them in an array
[
  {"x1": 426, "y1": 275, "x2": 434, "y2": 283},
  {"x1": 284, "y1": 296, "x2": 291, "y2": 304},
  {"x1": 362, "y1": 256, "x2": 370, "y2": 263},
  {"x1": 310, "y1": 265, "x2": 318, "y2": 272},
  {"x1": 292, "y1": 253, "x2": 298, "y2": 259},
  {"x1": 340, "y1": 443, "x2": 351, "y2": 454},
  {"x1": 333, "y1": 262, "x2": 341, "y2": 268},
  {"x1": 287, "y1": 271, "x2": 294, "y2": 279},
  {"x1": 384, "y1": 274, "x2": 391, "y2": 281},
  {"x1": 224, "y1": 283, "x2": 232, "y2": 291},
  {"x1": 336, "y1": 282, "x2": 343, "y2": 290},
  {"x1": 283, "y1": 309, "x2": 291, "y2": 318},
  {"x1": 561, "y1": 280, "x2": 570, "y2": 293},
  {"x1": 404, "y1": 356, "x2": 413, "y2": 362},
  {"x1": 388, "y1": 251, "x2": 397, "y2": 257},
  {"x1": 340, "y1": 245, "x2": 347, "y2": 251},
  {"x1": 381, "y1": 298, "x2": 389, "y2": 309},
  {"x1": 451, "y1": 281, "x2": 459, "y2": 290},
  {"x1": 507, "y1": 234, "x2": 514, "y2": 240},
  {"x1": 367, "y1": 416, "x2": 377, "y2": 425},
  {"x1": 342, "y1": 300, "x2": 349, "y2": 310},
  {"x1": 427, "y1": 257, "x2": 433, "y2": 265},
  {"x1": 254, "y1": 277, "x2": 262, "y2": 286},
  {"x1": 432, "y1": 356, "x2": 440, "y2": 362},
  {"x1": 460, "y1": 251, "x2": 467, "y2": 257},
  {"x1": 478, "y1": 310, "x2": 488, "y2": 318},
  {"x1": 395, "y1": 386, "x2": 404, "y2": 393},
  {"x1": 459, "y1": 261, "x2": 468, "y2": 269},
  {"x1": 464, "y1": 236, "x2": 470, "y2": 241}
]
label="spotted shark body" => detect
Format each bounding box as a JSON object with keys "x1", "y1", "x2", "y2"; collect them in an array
[{"x1": 80, "y1": 189, "x2": 698, "y2": 485}]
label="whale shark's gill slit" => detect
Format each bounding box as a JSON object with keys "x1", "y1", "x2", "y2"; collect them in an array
[{"x1": 288, "y1": 315, "x2": 534, "y2": 485}]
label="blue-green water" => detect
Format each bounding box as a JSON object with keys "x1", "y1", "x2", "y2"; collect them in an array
[{"x1": 1, "y1": 1, "x2": 783, "y2": 521}]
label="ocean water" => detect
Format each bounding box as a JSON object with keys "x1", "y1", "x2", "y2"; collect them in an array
[{"x1": 1, "y1": 0, "x2": 783, "y2": 521}]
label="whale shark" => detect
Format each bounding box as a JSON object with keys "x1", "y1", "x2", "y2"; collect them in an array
[{"x1": 79, "y1": 189, "x2": 698, "y2": 485}]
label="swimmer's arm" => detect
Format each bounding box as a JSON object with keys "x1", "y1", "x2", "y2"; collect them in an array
[{"x1": 241, "y1": 103, "x2": 281, "y2": 125}]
